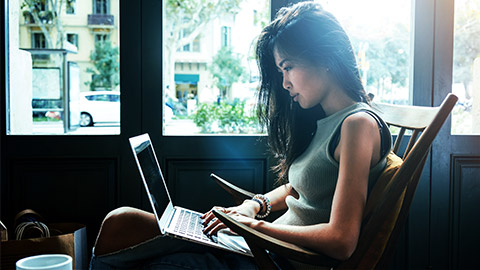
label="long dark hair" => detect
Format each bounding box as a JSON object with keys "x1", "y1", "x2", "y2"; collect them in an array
[{"x1": 255, "y1": 1, "x2": 369, "y2": 183}]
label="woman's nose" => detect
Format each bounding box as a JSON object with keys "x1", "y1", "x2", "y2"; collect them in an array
[{"x1": 282, "y1": 76, "x2": 291, "y2": 90}]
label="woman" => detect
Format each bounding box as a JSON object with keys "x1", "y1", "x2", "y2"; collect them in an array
[{"x1": 90, "y1": 2, "x2": 391, "y2": 269}]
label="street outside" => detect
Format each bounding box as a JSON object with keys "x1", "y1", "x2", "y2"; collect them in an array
[{"x1": 32, "y1": 118, "x2": 200, "y2": 135}]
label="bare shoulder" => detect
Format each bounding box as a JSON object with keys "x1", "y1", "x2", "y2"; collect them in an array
[
  {"x1": 333, "y1": 110, "x2": 382, "y2": 163},
  {"x1": 341, "y1": 111, "x2": 379, "y2": 136},
  {"x1": 337, "y1": 111, "x2": 382, "y2": 165}
]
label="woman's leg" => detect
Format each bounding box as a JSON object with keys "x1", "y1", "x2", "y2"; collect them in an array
[
  {"x1": 91, "y1": 206, "x2": 258, "y2": 269},
  {"x1": 93, "y1": 206, "x2": 160, "y2": 255}
]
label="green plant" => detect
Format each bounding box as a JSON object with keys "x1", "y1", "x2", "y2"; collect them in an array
[
  {"x1": 86, "y1": 41, "x2": 120, "y2": 91},
  {"x1": 193, "y1": 102, "x2": 216, "y2": 133},
  {"x1": 193, "y1": 99, "x2": 261, "y2": 134},
  {"x1": 209, "y1": 47, "x2": 246, "y2": 97}
]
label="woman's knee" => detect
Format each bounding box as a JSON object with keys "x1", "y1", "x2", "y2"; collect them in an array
[
  {"x1": 94, "y1": 207, "x2": 159, "y2": 255},
  {"x1": 101, "y1": 207, "x2": 129, "y2": 232},
  {"x1": 101, "y1": 207, "x2": 151, "y2": 234}
]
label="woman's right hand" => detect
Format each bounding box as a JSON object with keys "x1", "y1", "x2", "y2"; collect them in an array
[{"x1": 201, "y1": 200, "x2": 260, "y2": 236}]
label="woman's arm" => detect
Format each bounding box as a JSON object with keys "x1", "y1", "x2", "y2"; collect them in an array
[
  {"x1": 207, "y1": 112, "x2": 381, "y2": 260},
  {"x1": 202, "y1": 183, "x2": 296, "y2": 231},
  {"x1": 265, "y1": 182, "x2": 297, "y2": 212}
]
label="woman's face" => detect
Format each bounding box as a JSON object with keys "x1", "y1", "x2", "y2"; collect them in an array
[{"x1": 273, "y1": 47, "x2": 332, "y2": 109}]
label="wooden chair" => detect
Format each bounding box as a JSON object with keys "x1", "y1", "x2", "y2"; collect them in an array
[
  {"x1": 211, "y1": 173, "x2": 255, "y2": 205},
  {"x1": 211, "y1": 93, "x2": 458, "y2": 269}
]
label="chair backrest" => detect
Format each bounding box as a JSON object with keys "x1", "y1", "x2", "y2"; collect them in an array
[
  {"x1": 361, "y1": 100, "x2": 443, "y2": 224},
  {"x1": 372, "y1": 102, "x2": 442, "y2": 159},
  {"x1": 338, "y1": 93, "x2": 458, "y2": 269}
]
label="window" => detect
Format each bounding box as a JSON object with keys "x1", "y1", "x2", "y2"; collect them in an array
[
  {"x1": 315, "y1": 0, "x2": 412, "y2": 105},
  {"x1": 192, "y1": 36, "x2": 200, "y2": 52},
  {"x1": 163, "y1": 0, "x2": 270, "y2": 135},
  {"x1": 32, "y1": 33, "x2": 47, "y2": 48},
  {"x1": 451, "y1": 0, "x2": 480, "y2": 135},
  {"x1": 177, "y1": 29, "x2": 201, "y2": 53},
  {"x1": 66, "y1": 33, "x2": 78, "y2": 49},
  {"x1": 6, "y1": 0, "x2": 120, "y2": 135},
  {"x1": 221, "y1": 26, "x2": 231, "y2": 47},
  {"x1": 94, "y1": 0, "x2": 109, "y2": 15},
  {"x1": 84, "y1": 93, "x2": 119, "y2": 102},
  {"x1": 66, "y1": 0, "x2": 76, "y2": 14},
  {"x1": 95, "y1": 34, "x2": 109, "y2": 44},
  {"x1": 38, "y1": 1, "x2": 48, "y2": 12}
]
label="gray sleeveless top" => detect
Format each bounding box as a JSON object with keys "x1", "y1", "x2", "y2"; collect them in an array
[{"x1": 274, "y1": 103, "x2": 392, "y2": 226}]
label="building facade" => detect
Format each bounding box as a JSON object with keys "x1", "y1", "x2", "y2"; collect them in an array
[{"x1": 18, "y1": 0, "x2": 120, "y2": 94}]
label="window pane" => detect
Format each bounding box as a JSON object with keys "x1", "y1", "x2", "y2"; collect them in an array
[
  {"x1": 7, "y1": 0, "x2": 120, "y2": 135},
  {"x1": 451, "y1": 0, "x2": 480, "y2": 135},
  {"x1": 66, "y1": 33, "x2": 78, "y2": 49},
  {"x1": 163, "y1": 0, "x2": 270, "y2": 135},
  {"x1": 66, "y1": 0, "x2": 76, "y2": 15},
  {"x1": 315, "y1": 0, "x2": 412, "y2": 105}
]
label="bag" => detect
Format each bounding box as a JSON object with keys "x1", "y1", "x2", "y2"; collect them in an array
[{"x1": 0, "y1": 223, "x2": 87, "y2": 270}]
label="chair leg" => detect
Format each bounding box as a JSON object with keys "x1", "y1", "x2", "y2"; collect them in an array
[{"x1": 245, "y1": 238, "x2": 280, "y2": 269}]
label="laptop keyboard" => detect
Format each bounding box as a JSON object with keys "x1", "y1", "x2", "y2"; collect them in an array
[{"x1": 174, "y1": 209, "x2": 211, "y2": 242}]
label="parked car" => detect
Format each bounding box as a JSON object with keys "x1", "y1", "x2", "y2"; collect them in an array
[{"x1": 79, "y1": 91, "x2": 120, "y2": 127}]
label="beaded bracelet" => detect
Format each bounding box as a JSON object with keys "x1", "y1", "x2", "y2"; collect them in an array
[
  {"x1": 250, "y1": 197, "x2": 264, "y2": 214},
  {"x1": 253, "y1": 194, "x2": 271, "y2": 219}
]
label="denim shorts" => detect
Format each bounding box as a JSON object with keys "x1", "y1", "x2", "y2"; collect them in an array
[{"x1": 89, "y1": 234, "x2": 258, "y2": 270}]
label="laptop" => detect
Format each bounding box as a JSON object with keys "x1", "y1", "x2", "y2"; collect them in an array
[{"x1": 129, "y1": 133, "x2": 252, "y2": 256}]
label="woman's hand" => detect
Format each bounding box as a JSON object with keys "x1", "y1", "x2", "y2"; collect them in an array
[{"x1": 201, "y1": 200, "x2": 260, "y2": 236}]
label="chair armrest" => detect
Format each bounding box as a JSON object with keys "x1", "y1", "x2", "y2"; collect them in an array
[
  {"x1": 210, "y1": 173, "x2": 255, "y2": 205},
  {"x1": 212, "y1": 210, "x2": 340, "y2": 267}
]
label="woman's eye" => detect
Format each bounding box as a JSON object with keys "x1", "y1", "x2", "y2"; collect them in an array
[{"x1": 283, "y1": 66, "x2": 292, "y2": 72}]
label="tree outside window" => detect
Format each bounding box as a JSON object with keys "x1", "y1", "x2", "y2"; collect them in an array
[
  {"x1": 210, "y1": 46, "x2": 245, "y2": 99},
  {"x1": 86, "y1": 41, "x2": 119, "y2": 91},
  {"x1": 451, "y1": 0, "x2": 480, "y2": 134}
]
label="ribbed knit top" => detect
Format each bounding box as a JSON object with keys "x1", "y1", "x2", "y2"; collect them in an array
[{"x1": 274, "y1": 102, "x2": 391, "y2": 226}]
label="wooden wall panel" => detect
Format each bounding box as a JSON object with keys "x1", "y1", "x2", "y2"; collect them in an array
[
  {"x1": 450, "y1": 155, "x2": 480, "y2": 269},
  {"x1": 165, "y1": 159, "x2": 266, "y2": 213},
  {"x1": 8, "y1": 157, "x2": 117, "y2": 246}
]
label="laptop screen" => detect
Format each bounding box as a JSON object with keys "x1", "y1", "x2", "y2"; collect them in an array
[{"x1": 132, "y1": 137, "x2": 170, "y2": 217}]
